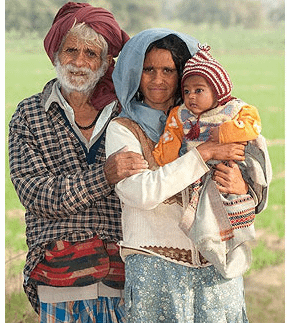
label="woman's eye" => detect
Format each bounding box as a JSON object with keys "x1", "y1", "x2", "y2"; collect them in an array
[
  {"x1": 164, "y1": 68, "x2": 175, "y2": 73},
  {"x1": 143, "y1": 67, "x2": 153, "y2": 72}
]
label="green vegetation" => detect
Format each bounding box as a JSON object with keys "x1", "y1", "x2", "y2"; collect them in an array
[
  {"x1": 6, "y1": 0, "x2": 284, "y2": 37},
  {"x1": 5, "y1": 292, "x2": 38, "y2": 323},
  {"x1": 249, "y1": 241, "x2": 284, "y2": 272}
]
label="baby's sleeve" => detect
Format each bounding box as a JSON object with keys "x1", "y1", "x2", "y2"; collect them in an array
[
  {"x1": 152, "y1": 107, "x2": 184, "y2": 166},
  {"x1": 219, "y1": 105, "x2": 261, "y2": 143}
]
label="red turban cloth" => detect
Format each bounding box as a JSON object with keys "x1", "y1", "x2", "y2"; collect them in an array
[{"x1": 44, "y1": 2, "x2": 130, "y2": 110}]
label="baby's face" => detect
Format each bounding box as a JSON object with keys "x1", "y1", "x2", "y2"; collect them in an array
[{"x1": 183, "y1": 75, "x2": 217, "y2": 116}]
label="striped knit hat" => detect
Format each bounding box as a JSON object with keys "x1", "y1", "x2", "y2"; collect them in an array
[{"x1": 182, "y1": 45, "x2": 233, "y2": 105}]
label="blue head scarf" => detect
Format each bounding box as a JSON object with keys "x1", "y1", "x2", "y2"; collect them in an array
[{"x1": 112, "y1": 28, "x2": 199, "y2": 143}]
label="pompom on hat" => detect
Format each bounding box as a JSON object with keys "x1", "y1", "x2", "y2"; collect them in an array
[{"x1": 182, "y1": 45, "x2": 233, "y2": 105}]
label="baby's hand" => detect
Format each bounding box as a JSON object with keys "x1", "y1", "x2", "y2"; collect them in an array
[{"x1": 210, "y1": 127, "x2": 220, "y2": 142}]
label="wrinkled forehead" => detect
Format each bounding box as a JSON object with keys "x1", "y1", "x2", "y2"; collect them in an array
[
  {"x1": 60, "y1": 33, "x2": 102, "y2": 53},
  {"x1": 58, "y1": 24, "x2": 107, "y2": 56}
]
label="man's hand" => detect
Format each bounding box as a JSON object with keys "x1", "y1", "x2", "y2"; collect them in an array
[
  {"x1": 213, "y1": 161, "x2": 248, "y2": 195},
  {"x1": 104, "y1": 146, "x2": 148, "y2": 185}
]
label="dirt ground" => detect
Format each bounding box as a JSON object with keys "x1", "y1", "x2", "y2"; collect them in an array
[
  {"x1": 244, "y1": 228, "x2": 285, "y2": 323},
  {"x1": 245, "y1": 263, "x2": 285, "y2": 322}
]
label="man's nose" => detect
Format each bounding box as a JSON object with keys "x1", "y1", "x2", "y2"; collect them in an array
[{"x1": 73, "y1": 50, "x2": 86, "y2": 67}]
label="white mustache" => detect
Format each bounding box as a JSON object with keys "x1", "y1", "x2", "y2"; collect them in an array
[
  {"x1": 54, "y1": 55, "x2": 109, "y2": 94},
  {"x1": 66, "y1": 65, "x2": 93, "y2": 76}
]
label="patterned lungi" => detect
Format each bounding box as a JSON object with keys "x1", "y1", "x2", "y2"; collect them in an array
[{"x1": 39, "y1": 297, "x2": 125, "y2": 323}]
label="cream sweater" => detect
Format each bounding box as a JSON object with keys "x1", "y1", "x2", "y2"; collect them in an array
[{"x1": 105, "y1": 120, "x2": 210, "y2": 267}]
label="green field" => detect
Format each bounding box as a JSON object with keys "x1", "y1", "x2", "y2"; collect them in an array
[{"x1": 5, "y1": 24, "x2": 285, "y2": 322}]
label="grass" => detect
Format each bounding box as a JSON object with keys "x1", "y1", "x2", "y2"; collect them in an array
[
  {"x1": 5, "y1": 292, "x2": 38, "y2": 323},
  {"x1": 5, "y1": 23, "x2": 284, "y2": 322},
  {"x1": 249, "y1": 241, "x2": 284, "y2": 272}
]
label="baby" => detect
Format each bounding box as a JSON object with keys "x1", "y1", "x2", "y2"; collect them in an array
[{"x1": 153, "y1": 45, "x2": 262, "y2": 278}]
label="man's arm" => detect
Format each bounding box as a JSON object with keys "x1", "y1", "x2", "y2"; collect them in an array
[{"x1": 9, "y1": 109, "x2": 115, "y2": 218}]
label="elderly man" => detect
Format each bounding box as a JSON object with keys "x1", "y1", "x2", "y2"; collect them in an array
[{"x1": 8, "y1": 2, "x2": 147, "y2": 322}]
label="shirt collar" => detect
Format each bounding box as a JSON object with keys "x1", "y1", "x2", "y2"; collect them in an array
[
  {"x1": 44, "y1": 80, "x2": 118, "y2": 148},
  {"x1": 44, "y1": 80, "x2": 64, "y2": 112}
]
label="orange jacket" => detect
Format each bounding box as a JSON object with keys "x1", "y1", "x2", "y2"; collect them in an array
[{"x1": 153, "y1": 104, "x2": 261, "y2": 166}]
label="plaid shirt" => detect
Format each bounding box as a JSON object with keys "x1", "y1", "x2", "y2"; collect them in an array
[{"x1": 8, "y1": 79, "x2": 122, "y2": 313}]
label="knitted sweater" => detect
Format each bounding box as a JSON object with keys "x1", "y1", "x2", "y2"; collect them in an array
[
  {"x1": 153, "y1": 98, "x2": 261, "y2": 166},
  {"x1": 105, "y1": 118, "x2": 211, "y2": 268},
  {"x1": 152, "y1": 98, "x2": 269, "y2": 278}
]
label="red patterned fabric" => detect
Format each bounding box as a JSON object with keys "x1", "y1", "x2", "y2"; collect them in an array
[
  {"x1": 44, "y1": 2, "x2": 129, "y2": 110},
  {"x1": 102, "y1": 242, "x2": 125, "y2": 289},
  {"x1": 30, "y1": 236, "x2": 124, "y2": 289}
]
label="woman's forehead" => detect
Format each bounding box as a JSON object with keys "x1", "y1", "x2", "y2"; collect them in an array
[{"x1": 143, "y1": 48, "x2": 175, "y2": 67}]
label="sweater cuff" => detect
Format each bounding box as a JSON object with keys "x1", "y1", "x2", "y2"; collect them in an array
[{"x1": 191, "y1": 147, "x2": 210, "y2": 172}]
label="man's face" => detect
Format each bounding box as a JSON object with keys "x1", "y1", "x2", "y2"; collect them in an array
[{"x1": 56, "y1": 33, "x2": 108, "y2": 93}]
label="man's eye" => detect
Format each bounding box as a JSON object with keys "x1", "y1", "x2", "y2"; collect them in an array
[
  {"x1": 66, "y1": 48, "x2": 77, "y2": 53},
  {"x1": 164, "y1": 68, "x2": 174, "y2": 73},
  {"x1": 87, "y1": 50, "x2": 98, "y2": 57}
]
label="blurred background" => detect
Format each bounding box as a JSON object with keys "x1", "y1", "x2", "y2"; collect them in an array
[{"x1": 5, "y1": 0, "x2": 284, "y2": 322}]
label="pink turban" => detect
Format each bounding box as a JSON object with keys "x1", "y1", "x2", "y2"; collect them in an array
[{"x1": 44, "y1": 2, "x2": 130, "y2": 110}]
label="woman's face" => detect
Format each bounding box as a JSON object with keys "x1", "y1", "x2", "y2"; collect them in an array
[{"x1": 140, "y1": 48, "x2": 178, "y2": 113}]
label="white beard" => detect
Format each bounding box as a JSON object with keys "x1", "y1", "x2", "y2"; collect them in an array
[{"x1": 54, "y1": 57, "x2": 108, "y2": 95}]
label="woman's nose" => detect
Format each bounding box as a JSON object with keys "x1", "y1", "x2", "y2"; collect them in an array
[{"x1": 153, "y1": 71, "x2": 164, "y2": 83}]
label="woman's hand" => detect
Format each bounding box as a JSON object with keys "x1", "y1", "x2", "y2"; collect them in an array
[
  {"x1": 104, "y1": 146, "x2": 149, "y2": 185},
  {"x1": 209, "y1": 126, "x2": 220, "y2": 142},
  {"x1": 213, "y1": 161, "x2": 248, "y2": 195},
  {"x1": 196, "y1": 141, "x2": 246, "y2": 162}
]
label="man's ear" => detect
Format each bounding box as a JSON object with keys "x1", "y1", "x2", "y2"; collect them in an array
[{"x1": 107, "y1": 55, "x2": 113, "y2": 66}]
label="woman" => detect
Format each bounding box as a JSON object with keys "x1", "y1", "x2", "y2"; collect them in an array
[{"x1": 106, "y1": 29, "x2": 251, "y2": 322}]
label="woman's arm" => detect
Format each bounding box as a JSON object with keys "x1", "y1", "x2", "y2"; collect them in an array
[
  {"x1": 106, "y1": 121, "x2": 209, "y2": 210},
  {"x1": 196, "y1": 140, "x2": 246, "y2": 162},
  {"x1": 213, "y1": 161, "x2": 248, "y2": 195}
]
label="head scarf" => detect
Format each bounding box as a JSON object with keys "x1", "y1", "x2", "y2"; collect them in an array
[
  {"x1": 44, "y1": 2, "x2": 129, "y2": 110},
  {"x1": 112, "y1": 28, "x2": 199, "y2": 142},
  {"x1": 182, "y1": 45, "x2": 233, "y2": 105}
]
